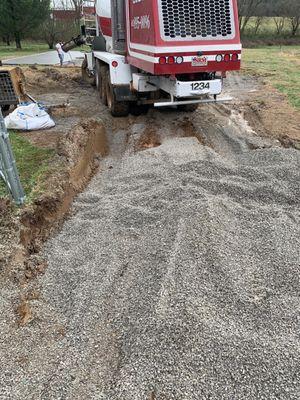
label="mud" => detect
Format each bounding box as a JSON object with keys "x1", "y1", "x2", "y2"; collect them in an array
[
  {"x1": 25, "y1": 66, "x2": 81, "y2": 92},
  {"x1": 0, "y1": 118, "x2": 107, "y2": 329},
  {"x1": 0, "y1": 65, "x2": 299, "y2": 329},
  {"x1": 0, "y1": 64, "x2": 299, "y2": 398},
  {"x1": 0, "y1": 201, "x2": 20, "y2": 273},
  {"x1": 1, "y1": 67, "x2": 298, "y2": 280},
  {"x1": 20, "y1": 118, "x2": 107, "y2": 258},
  {"x1": 226, "y1": 74, "x2": 300, "y2": 148},
  {"x1": 1, "y1": 67, "x2": 108, "y2": 296},
  {"x1": 136, "y1": 129, "x2": 162, "y2": 151}
]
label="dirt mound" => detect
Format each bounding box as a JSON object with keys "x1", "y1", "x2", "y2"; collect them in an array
[
  {"x1": 225, "y1": 75, "x2": 300, "y2": 149},
  {"x1": 24, "y1": 66, "x2": 81, "y2": 92},
  {"x1": 0, "y1": 118, "x2": 107, "y2": 311},
  {"x1": 237, "y1": 83, "x2": 300, "y2": 147},
  {"x1": 30, "y1": 138, "x2": 300, "y2": 399},
  {"x1": 136, "y1": 129, "x2": 161, "y2": 151},
  {"x1": 20, "y1": 118, "x2": 107, "y2": 257},
  {"x1": 0, "y1": 201, "x2": 20, "y2": 273}
]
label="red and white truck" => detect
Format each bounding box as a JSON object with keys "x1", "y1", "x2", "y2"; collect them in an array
[{"x1": 82, "y1": 0, "x2": 241, "y2": 116}]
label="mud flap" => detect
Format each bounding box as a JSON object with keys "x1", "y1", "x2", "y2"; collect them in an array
[
  {"x1": 114, "y1": 85, "x2": 136, "y2": 102},
  {"x1": 92, "y1": 36, "x2": 106, "y2": 52}
]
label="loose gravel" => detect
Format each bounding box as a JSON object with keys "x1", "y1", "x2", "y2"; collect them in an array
[{"x1": 1, "y1": 131, "x2": 300, "y2": 399}]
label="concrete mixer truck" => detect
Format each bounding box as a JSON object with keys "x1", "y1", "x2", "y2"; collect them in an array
[{"x1": 79, "y1": 0, "x2": 241, "y2": 116}]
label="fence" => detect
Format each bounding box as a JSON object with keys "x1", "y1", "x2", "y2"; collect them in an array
[{"x1": 0, "y1": 109, "x2": 25, "y2": 205}]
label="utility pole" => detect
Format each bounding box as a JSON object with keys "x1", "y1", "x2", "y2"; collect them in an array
[{"x1": 0, "y1": 109, "x2": 25, "y2": 205}]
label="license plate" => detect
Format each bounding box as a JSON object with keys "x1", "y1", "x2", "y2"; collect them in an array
[
  {"x1": 191, "y1": 82, "x2": 210, "y2": 91},
  {"x1": 191, "y1": 56, "x2": 208, "y2": 67}
]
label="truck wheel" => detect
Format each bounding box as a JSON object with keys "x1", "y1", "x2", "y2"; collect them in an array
[
  {"x1": 106, "y1": 71, "x2": 129, "y2": 117},
  {"x1": 82, "y1": 57, "x2": 95, "y2": 86}
]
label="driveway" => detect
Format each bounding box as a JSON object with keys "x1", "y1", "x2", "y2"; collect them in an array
[{"x1": 3, "y1": 50, "x2": 85, "y2": 66}]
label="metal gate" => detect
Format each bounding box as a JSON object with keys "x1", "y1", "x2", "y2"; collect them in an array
[
  {"x1": 0, "y1": 71, "x2": 18, "y2": 107},
  {"x1": 0, "y1": 109, "x2": 25, "y2": 205}
]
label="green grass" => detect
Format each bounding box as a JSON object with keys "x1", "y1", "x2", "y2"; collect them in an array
[
  {"x1": 0, "y1": 41, "x2": 49, "y2": 60},
  {"x1": 243, "y1": 46, "x2": 300, "y2": 109},
  {"x1": 0, "y1": 132, "x2": 55, "y2": 202}
]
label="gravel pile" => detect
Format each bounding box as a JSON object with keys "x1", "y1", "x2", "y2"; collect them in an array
[{"x1": 1, "y1": 136, "x2": 300, "y2": 399}]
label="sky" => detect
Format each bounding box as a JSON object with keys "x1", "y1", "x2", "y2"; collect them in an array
[
  {"x1": 51, "y1": 1, "x2": 95, "y2": 9},
  {"x1": 51, "y1": 0, "x2": 73, "y2": 9}
]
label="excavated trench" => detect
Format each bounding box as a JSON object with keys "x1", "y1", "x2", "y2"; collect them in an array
[
  {"x1": 1, "y1": 69, "x2": 300, "y2": 399},
  {"x1": 103, "y1": 100, "x2": 278, "y2": 161}
]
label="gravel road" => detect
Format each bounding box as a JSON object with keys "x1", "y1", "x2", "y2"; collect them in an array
[{"x1": 1, "y1": 104, "x2": 300, "y2": 399}]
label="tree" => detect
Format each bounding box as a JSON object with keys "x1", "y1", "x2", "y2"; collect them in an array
[
  {"x1": 69, "y1": 0, "x2": 84, "y2": 25},
  {"x1": 0, "y1": 0, "x2": 50, "y2": 49},
  {"x1": 0, "y1": 15, "x2": 11, "y2": 45},
  {"x1": 41, "y1": 14, "x2": 78, "y2": 49},
  {"x1": 71, "y1": 0, "x2": 83, "y2": 17},
  {"x1": 238, "y1": 0, "x2": 264, "y2": 34},
  {"x1": 53, "y1": 0, "x2": 84, "y2": 27},
  {"x1": 286, "y1": 0, "x2": 300, "y2": 36},
  {"x1": 273, "y1": 17, "x2": 286, "y2": 35},
  {"x1": 2, "y1": 35, "x2": 11, "y2": 46},
  {"x1": 253, "y1": 16, "x2": 265, "y2": 35},
  {"x1": 42, "y1": 16, "x2": 64, "y2": 49},
  {"x1": 289, "y1": 16, "x2": 300, "y2": 36}
]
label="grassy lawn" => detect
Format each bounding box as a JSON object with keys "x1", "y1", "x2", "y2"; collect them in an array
[
  {"x1": 0, "y1": 132, "x2": 55, "y2": 202},
  {"x1": 0, "y1": 41, "x2": 49, "y2": 60},
  {"x1": 242, "y1": 46, "x2": 300, "y2": 109}
]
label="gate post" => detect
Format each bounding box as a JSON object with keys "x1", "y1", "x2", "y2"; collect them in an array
[{"x1": 0, "y1": 109, "x2": 25, "y2": 205}]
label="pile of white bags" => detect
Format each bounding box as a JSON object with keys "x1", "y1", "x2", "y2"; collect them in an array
[{"x1": 4, "y1": 103, "x2": 55, "y2": 131}]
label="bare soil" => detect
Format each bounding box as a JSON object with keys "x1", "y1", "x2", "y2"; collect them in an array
[
  {"x1": 0, "y1": 65, "x2": 299, "y2": 398},
  {"x1": 0, "y1": 66, "x2": 108, "y2": 293},
  {"x1": 226, "y1": 73, "x2": 300, "y2": 148},
  {"x1": 136, "y1": 129, "x2": 162, "y2": 151},
  {"x1": 0, "y1": 66, "x2": 299, "y2": 327}
]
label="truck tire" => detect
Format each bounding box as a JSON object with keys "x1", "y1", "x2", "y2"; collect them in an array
[
  {"x1": 105, "y1": 70, "x2": 129, "y2": 117},
  {"x1": 82, "y1": 57, "x2": 96, "y2": 86}
]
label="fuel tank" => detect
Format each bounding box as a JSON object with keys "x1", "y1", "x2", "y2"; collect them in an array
[
  {"x1": 96, "y1": 0, "x2": 125, "y2": 54},
  {"x1": 96, "y1": 0, "x2": 111, "y2": 38}
]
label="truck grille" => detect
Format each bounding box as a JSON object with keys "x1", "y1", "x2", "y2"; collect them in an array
[
  {"x1": 158, "y1": 0, "x2": 235, "y2": 41},
  {"x1": 0, "y1": 71, "x2": 18, "y2": 106}
]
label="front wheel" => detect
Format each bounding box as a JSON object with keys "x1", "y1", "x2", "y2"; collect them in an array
[{"x1": 105, "y1": 70, "x2": 129, "y2": 117}]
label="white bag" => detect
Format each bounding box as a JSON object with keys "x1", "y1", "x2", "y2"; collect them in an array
[{"x1": 4, "y1": 103, "x2": 55, "y2": 131}]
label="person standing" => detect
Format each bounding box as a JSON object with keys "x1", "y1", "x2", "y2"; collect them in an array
[{"x1": 55, "y1": 41, "x2": 64, "y2": 67}]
